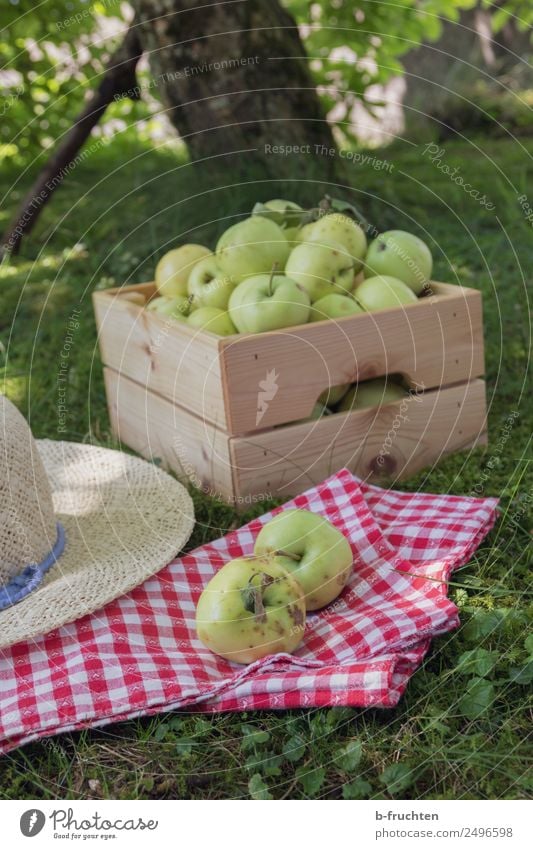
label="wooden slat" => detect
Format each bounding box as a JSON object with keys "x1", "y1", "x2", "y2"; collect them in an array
[
  {"x1": 219, "y1": 283, "x2": 485, "y2": 434},
  {"x1": 93, "y1": 285, "x2": 227, "y2": 430},
  {"x1": 104, "y1": 367, "x2": 235, "y2": 500},
  {"x1": 230, "y1": 380, "x2": 488, "y2": 500}
]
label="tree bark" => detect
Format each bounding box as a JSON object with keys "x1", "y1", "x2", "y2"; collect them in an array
[
  {"x1": 132, "y1": 0, "x2": 344, "y2": 184},
  {"x1": 0, "y1": 26, "x2": 143, "y2": 258}
]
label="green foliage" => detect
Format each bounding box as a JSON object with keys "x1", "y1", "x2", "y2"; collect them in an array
[
  {"x1": 334, "y1": 739, "x2": 362, "y2": 772},
  {"x1": 5, "y1": 0, "x2": 531, "y2": 165},
  {"x1": 380, "y1": 762, "x2": 416, "y2": 795},
  {"x1": 458, "y1": 678, "x2": 496, "y2": 719},
  {"x1": 0, "y1": 0, "x2": 142, "y2": 165},
  {"x1": 285, "y1": 0, "x2": 479, "y2": 138}
]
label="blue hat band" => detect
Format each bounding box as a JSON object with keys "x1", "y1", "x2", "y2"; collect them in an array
[{"x1": 0, "y1": 522, "x2": 66, "y2": 611}]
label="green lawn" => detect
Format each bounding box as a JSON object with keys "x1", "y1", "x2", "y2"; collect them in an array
[{"x1": 0, "y1": 136, "x2": 531, "y2": 800}]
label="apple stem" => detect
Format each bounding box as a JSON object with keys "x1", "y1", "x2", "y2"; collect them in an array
[
  {"x1": 275, "y1": 549, "x2": 302, "y2": 563},
  {"x1": 242, "y1": 572, "x2": 273, "y2": 622},
  {"x1": 252, "y1": 585, "x2": 267, "y2": 622},
  {"x1": 268, "y1": 262, "x2": 280, "y2": 296}
]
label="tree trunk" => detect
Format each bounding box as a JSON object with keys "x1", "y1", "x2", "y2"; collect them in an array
[{"x1": 132, "y1": 0, "x2": 345, "y2": 188}]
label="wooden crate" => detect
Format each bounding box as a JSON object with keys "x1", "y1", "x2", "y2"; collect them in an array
[
  {"x1": 94, "y1": 280, "x2": 488, "y2": 504},
  {"x1": 104, "y1": 368, "x2": 487, "y2": 503},
  {"x1": 93, "y1": 281, "x2": 485, "y2": 436}
]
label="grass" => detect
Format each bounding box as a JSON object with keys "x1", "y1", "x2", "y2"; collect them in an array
[{"x1": 0, "y1": 134, "x2": 531, "y2": 800}]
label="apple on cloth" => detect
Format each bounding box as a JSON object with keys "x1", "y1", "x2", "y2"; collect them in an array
[{"x1": 0, "y1": 469, "x2": 498, "y2": 752}]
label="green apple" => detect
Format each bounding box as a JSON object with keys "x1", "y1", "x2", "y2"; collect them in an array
[
  {"x1": 216, "y1": 216, "x2": 290, "y2": 283},
  {"x1": 155, "y1": 244, "x2": 211, "y2": 297},
  {"x1": 308, "y1": 402, "x2": 330, "y2": 420},
  {"x1": 187, "y1": 307, "x2": 237, "y2": 336},
  {"x1": 354, "y1": 275, "x2": 418, "y2": 312},
  {"x1": 228, "y1": 269, "x2": 310, "y2": 333},
  {"x1": 364, "y1": 230, "x2": 432, "y2": 294},
  {"x1": 293, "y1": 221, "x2": 316, "y2": 244},
  {"x1": 285, "y1": 240, "x2": 355, "y2": 302},
  {"x1": 195, "y1": 556, "x2": 306, "y2": 664},
  {"x1": 318, "y1": 384, "x2": 350, "y2": 406},
  {"x1": 306, "y1": 213, "x2": 367, "y2": 273},
  {"x1": 253, "y1": 199, "x2": 304, "y2": 229},
  {"x1": 309, "y1": 293, "x2": 365, "y2": 323},
  {"x1": 147, "y1": 295, "x2": 190, "y2": 321},
  {"x1": 187, "y1": 255, "x2": 236, "y2": 310},
  {"x1": 254, "y1": 508, "x2": 353, "y2": 610},
  {"x1": 337, "y1": 378, "x2": 406, "y2": 412}
]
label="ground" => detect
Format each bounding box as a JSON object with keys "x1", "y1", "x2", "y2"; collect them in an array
[{"x1": 0, "y1": 135, "x2": 531, "y2": 800}]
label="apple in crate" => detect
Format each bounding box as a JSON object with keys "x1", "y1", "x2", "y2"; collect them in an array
[
  {"x1": 338, "y1": 378, "x2": 407, "y2": 411},
  {"x1": 155, "y1": 245, "x2": 211, "y2": 297},
  {"x1": 355, "y1": 275, "x2": 418, "y2": 312},
  {"x1": 228, "y1": 270, "x2": 310, "y2": 333},
  {"x1": 253, "y1": 199, "x2": 306, "y2": 246},
  {"x1": 252, "y1": 198, "x2": 304, "y2": 229},
  {"x1": 364, "y1": 230, "x2": 433, "y2": 295},
  {"x1": 187, "y1": 307, "x2": 237, "y2": 336},
  {"x1": 309, "y1": 293, "x2": 364, "y2": 322},
  {"x1": 216, "y1": 216, "x2": 290, "y2": 283},
  {"x1": 254, "y1": 509, "x2": 353, "y2": 610},
  {"x1": 147, "y1": 295, "x2": 190, "y2": 321},
  {"x1": 318, "y1": 384, "x2": 350, "y2": 406},
  {"x1": 305, "y1": 213, "x2": 367, "y2": 273},
  {"x1": 188, "y1": 255, "x2": 236, "y2": 310},
  {"x1": 285, "y1": 240, "x2": 355, "y2": 302},
  {"x1": 195, "y1": 556, "x2": 306, "y2": 664}
]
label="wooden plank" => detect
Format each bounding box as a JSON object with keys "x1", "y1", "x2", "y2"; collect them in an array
[
  {"x1": 93, "y1": 285, "x2": 228, "y2": 430},
  {"x1": 104, "y1": 367, "x2": 235, "y2": 500},
  {"x1": 230, "y1": 379, "x2": 488, "y2": 500},
  {"x1": 219, "y1": 283, "x2": 485, "y2": 434}
]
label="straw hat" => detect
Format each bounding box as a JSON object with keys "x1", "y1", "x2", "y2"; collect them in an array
[{"x1": 0, "y1": 395, "x2": 194, "y2": 649}]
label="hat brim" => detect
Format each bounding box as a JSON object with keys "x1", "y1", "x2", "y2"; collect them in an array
[{"x1": 0, "y1": 440, "x2": 195, "y2": 650}]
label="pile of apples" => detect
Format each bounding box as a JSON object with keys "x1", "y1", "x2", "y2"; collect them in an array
[
  {"x1": 144, "y1": 196, "x2": 434, "y2": 337},
  {"x1": 195, "y1": 508, "x2": 353, "y2": 664}
]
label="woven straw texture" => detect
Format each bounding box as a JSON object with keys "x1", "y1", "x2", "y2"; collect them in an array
[
  {"x1": 0, "y1": 396, "x2": 57, "y2": 584},
  {"x1": 0, "y1": 412, "x2": 195, "y2": 648}
]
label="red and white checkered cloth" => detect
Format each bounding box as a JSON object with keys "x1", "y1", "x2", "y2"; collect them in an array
[{"x1": 0, "y1": 469, "x2": 498, "y2": 753}]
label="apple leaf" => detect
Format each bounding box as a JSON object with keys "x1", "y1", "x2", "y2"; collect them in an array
[
  {"x1": 456, "y1": 648, "x2": 498, "y2": 677},
  {"x1": 297, "y1": 765, "x2": 326, "y2": 796},
  {"x1": 525, "y1": 634, "x2": 533, "y2": 658},
  {"x1": 335, "y1": 739, "x2": 362, "y2": 772},
  {"x1": 327, "y1": 196, "x2": 368, "y2": 227},
  {"x1": 342, "y1": 778, "x2": 373, "y2": 799},
  {"x1": 458, "y1": 677, "x2": 495, "y2": 719},
  {"x1": 380, "y1": 762, "x2": 416, "y2": 795},
  {"x1": 248, "y1": 773, "x2": 273, "y2": 800}
]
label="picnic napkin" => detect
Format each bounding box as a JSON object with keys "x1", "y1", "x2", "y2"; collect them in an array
[{"x1": 0, "y1": 469, "x2": 498, "y2": 753}]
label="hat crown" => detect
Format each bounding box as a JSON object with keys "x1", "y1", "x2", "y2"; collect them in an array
[{"x1": 0, "y1": 395, "x2": 57, "y2": 586}]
